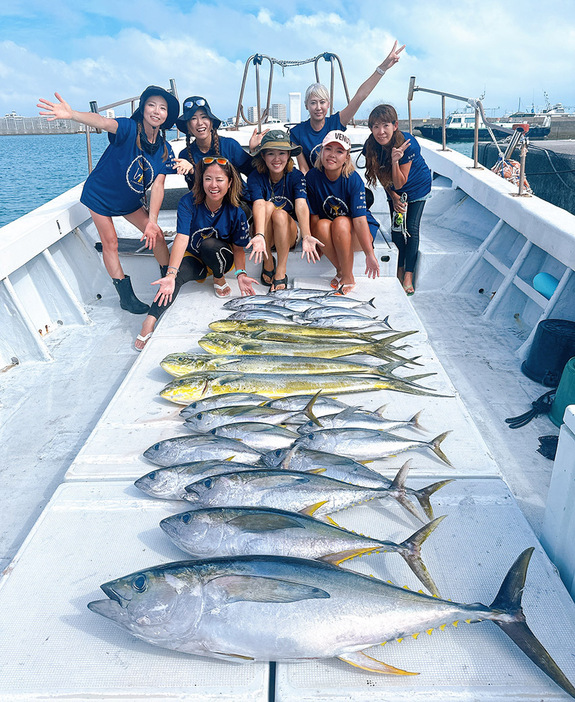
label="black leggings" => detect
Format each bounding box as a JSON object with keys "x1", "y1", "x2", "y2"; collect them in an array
[
  {"x1": 148, "y1": 237, "x2": 234, "y2": 319},
  {"x1": 388, "y1": 199, "x2": 426, "y2": 273}
]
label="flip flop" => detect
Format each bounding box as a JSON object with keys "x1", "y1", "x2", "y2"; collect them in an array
[
  {"x1": 336, "y1": 283, "x2": 356, "y2": 296},
  {"x1": 271, "y1": 274, "x2": 288, "y2": 292},
  {"x1": 214, "y1": 281, "x2": 231, "y2": 298},
  {"x1": 261, "y1": 257, "x2": 276, "y2": 286},
  {"x1": 330, "y1": 275, "x2": 342, "y2": 290},
  {"x1": 135, "y1": 332, "x2": 153, "y2": 352},
  {"x1": 403, "y1": 284, "x2": 415, "y2": 296}
]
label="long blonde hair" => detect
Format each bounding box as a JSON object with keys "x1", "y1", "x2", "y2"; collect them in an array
[
  {"x1": 314, "y1": 146, "x2": 355, "y2": 178},
  {"x1": 364, "y1": 104, "x2": 406, "y2": 188}
]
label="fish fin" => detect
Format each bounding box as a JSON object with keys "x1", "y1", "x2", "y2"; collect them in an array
[
  {"x1": 429, "y1": 431, "x2": 453, "y2": 467},
  {"x1": 359, "y1": 459, "x2": 374, "y2": 465},
  {"x1": 308, "y1": 468, "x2": 327, "y2": 474},
  {"x1": 409, "y1": 410, "x2": 426, "y2": 432},
  {"x1": 227, "y1": 513, "x2": 306, "y2": 532},
  {"x1": 374, "y1": 404, "x2": 388, "y2": 416},
  {"x1": 319, "y1": 547, "x2": 380, "y2": 566},
  {"x1": 412, "y1": 479, "x2": 454, "y2": 519},
  {"x1": 207, "y1": 650, "x2": 255, "y2": 662},
  {"x1": 383, "y1": 461, "x2": 425, "y2": 523},
  {"x1": 489, "y1": 548, "x2": 575, "y2": 699},
  {"x1": 375, "y1": 360, "x2": 409, "y2": 377},
  {"x1": 402, "y1": 372, "x2": 437, "y2": 384},
  {"x1": 215, "y1": 373, "x2": 250, "y2": 387},
  {"x1": 281, "y1": 445, "x2": 299, "y2": 469},
  {"x1": 300, "y1": 500, "x2": 328, "y2": 517},
  {"x1": 323, "y1": 515, "x2": 341, "y2": 527},
  {"x1": 208, "y1": 574, "x2": 330, "y2": 604},
  {"x1": 303, "y1": 390, "x2": 323, "y2": 427},
  {"x1": 338, "y1": 650, "x2": 418, "y2": 676},
  {"x1": 397, "y1": 516, "x2": 446, "y2": 597}
]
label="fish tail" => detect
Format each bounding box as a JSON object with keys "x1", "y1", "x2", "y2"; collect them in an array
[
  {"x1": 401, "y1": 372, "x2": 437, "y2": 385},
  {"x1": 302, "y1": 390, "x2": 323, "y2": 427},
  {"x1": 411, "y1": 479, "x2": 454, "y2": 519},
  {"x1": 489, "y1": 548, "x2": 575, "y2": 699},
  {"x1": 383, "y1": 460, "x2": 425, "y2": 523},
  {"x1": 367, "y1": 298, "x2": 377, "y2": 309},
  {"x1": 429, "y1": 431, "x2": 453, "y2": 466},
  {"x1": 397, "y1": 516, "x2": 446, "y2": 597},
  {"x1": 409, "y1": 410, "x2": 426, "y2": 432}
]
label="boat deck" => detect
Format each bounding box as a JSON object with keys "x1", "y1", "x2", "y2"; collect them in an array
[{"x1": 1, "y1": 250, "x2": 574, "y2": 698}]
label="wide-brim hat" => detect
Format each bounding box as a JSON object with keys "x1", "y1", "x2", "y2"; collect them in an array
[
  {"x1": 131, "y1": 86, "x2": 180, "y2": 130},
  {"x1": 176, "y1": 96, "x2": 222, "y2": 133},
  {"x1": 252, "y1": 129, "x2": 302, "y2": 157}
]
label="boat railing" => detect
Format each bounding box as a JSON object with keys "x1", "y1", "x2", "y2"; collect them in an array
[
  {"x1": 407, "y1": 77, "x2": 529, "y2": 196},
  {"x1": 85, "y1": 80, "x2": 179, "y2": 173},
  {"x1": 231, "y1": 52, "x2": 354, "y2": 133}
]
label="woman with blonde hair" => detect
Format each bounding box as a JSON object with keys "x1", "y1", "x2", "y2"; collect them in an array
[
  {"x1": 364, "y1": 104, "x2": 431, "y2": 295},
  {"x1": 134, "y1": 157, "x2": 265, "y2": 349},
  {"x1": 306, "y1": 131, "x2": 380, "y2": 294},
  {"x1": 290, "y1": 41, "x2": 405, "y2": 174}
]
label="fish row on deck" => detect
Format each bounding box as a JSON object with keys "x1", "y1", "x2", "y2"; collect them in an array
[{"x1": 88, "y1": 286, "x2": 575, "y2": 698}]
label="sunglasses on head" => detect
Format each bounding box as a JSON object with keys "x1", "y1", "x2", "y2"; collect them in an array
[
  {"x1": 202, "y1": 156, "x2": 229, "y2": 166},
  {"x1": 184, "y1": 98, "x2": 206, "y2": 109}
]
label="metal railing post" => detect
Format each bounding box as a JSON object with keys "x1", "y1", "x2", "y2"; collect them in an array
[
  {"x1": 441, "y1": 96, "x2": 447, "y2": 151},
  {"x1": 474, "y1": 106, "x2": 480, "y2": 168}
]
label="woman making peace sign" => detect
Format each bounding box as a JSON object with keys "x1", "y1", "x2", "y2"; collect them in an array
[{"x1": 363, "y1": 104, "x2": 431, "y2": 295}]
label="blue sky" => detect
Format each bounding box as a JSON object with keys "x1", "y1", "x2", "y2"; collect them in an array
[{"x1": 2, "y1": 0, "x2": 574, "y2": 120}]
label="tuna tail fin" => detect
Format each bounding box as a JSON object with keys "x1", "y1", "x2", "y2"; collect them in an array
[
  {"x1": 410, "y1": 479, "x2": 454, "y2": 520},
  {"x1": 490, "y1": 548, "x2": 575, "y2": 699},
  {"x1": 302, "y1": 390, "x2": 322, "y2": 427},
  {"x1": 397, "y1": 515, "x2": 446, "y2": 597},
  {"x1": 383, "y1": 460, "x2": 425, "y2": 523},
  {"x1": 429, "y1": 431, "x2": 453, "y2": 466}
]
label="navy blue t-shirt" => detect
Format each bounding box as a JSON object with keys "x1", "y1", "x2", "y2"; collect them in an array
[
  {"x1": 80, "y1": 117, "x2": 175, "y2": 216},
  {"x1": 306, "y1": 167, "x2": 379, "y2": 239},
  {"x1": 177, "y1": 193, "x2": 250, "y2": 255},
  {"x1": 178, "y1": 136, "x2": 254, "y2": 178},
  {"x1": 365, "y1": 132, "x2": 432, "y2": 202},
  {"x1": 247, "y1": 169, "x2": 307, "y2": 215},
  {"x1": 290, "y1": 112, "x2": 346, "y2": 169}
]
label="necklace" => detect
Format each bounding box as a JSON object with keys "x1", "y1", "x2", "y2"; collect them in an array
[
  {"x1": 204, "y1": 201, "x2": 222, "y2": 218},
  {"x1": 269, "y1": 174, "x2": 286, "y2": 201}
]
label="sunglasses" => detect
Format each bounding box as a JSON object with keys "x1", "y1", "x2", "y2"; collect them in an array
[
  {"x1": 202, "y1": 156, "x2": 229, "y2": 166},
  {"x1": 184, "y1": 98, "x2": 206, "y2": 109}
]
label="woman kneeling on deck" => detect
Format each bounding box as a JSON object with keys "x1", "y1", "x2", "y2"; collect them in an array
[
  {"x1": 135, "y1": 157, "x2": 266, "y2": 350},
  {"x1": 248, "y1": 130, "x2": 323, "y2": 291},
  {"x1": 38, "y1": 87, "x2": 190, "y2": 314},
  {"x1": 364, "y1": 104, "x2": 432, "y2": 296},
  {"x1": 306, "y1": 131, "x2": 380, "y2": 294}
]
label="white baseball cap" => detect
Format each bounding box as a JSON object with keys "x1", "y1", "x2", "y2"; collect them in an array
[{"x1": 321, "y1": 130, "x2": 351, "y2": 150}]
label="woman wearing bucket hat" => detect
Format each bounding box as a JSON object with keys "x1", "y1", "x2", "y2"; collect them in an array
[
  {"x1": 176, "y1": 96, "x2": 267, "y2": 188},
  {"x1": 248, "y1": 130, "x2": 323, "y2": 291},
  {"x1": 306, "y1": 130, "x2": 380, "y2": 294},
  {"x1": 290, "y1": 41, "x2": 405, "y2": 174},
  {"x1": 38, "y1": 86, "x2": 188, "y2": 314},
  {"x1": 134, "y1": 156, "x2": 266, "y2": 350}
]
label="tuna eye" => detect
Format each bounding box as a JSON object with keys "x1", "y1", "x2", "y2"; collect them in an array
[
  {"x1": 196, "y1": 412, "x2": 203, "y2": 419},
  {"x1": 308, "y1": 433, "x2": 314, "y2": 439},
  {"x1": 148, "y1": 471, "x2": 156, "y2": 480},
  {"x1": 182, "y1": 513, "x2": 192, "y2": 524},
  {"x1": 274, "y1": 449, "x2": 282, "y2": 457},
  {"x1": 153, "y1": 443, "x2": 160, "y2": 450},
  {"x1": 203, "y1": 478, "x2": 213, "y2": 489},
  {"x1": 132, "y1": 575, "x2": 147, "y2": 593}
]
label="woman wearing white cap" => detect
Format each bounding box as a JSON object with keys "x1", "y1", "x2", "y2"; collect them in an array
[
  {"x1": 248, "y1": 130, "x2": 323, "y2": 291},
  {"x1": 38, "y1": 86, "x2": 186, "y2": 314},
  {"x1": 290, "y1": 41, "x2": 405, "y2": 174},
  {"x1": 306, "y1": 130, "x2": 380, "y2": 294}
]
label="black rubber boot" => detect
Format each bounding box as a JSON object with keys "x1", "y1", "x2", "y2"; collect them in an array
[{"x1": 112, "y1": 276, "x2": 150, "y2": 314}]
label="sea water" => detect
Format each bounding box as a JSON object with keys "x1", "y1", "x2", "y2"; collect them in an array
[{"x1": 0, "y1": 134, "x2": 473, "y2": 228}]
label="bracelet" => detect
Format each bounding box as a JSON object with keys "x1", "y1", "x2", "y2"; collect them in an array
[
  {"x1": 375, "y1": 66, "x2": 386, "y2": 76},
  {"x1": 253, "y1": 233, "x2": 265, "y2": 239},
  {"x1": 234, "y1": 269, "x2": 247, "y2": 277},
  {"x1": 166, "y1": 271, "x2": 177, "y2": 277},
  {"x1": 167, "y1": 266, "x2": 179, "y2": 272}
]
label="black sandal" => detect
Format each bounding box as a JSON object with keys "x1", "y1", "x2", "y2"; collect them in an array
[
  {"x1": 260, "y1": 257, "x2": 276, "y2": 286},
  {"x1": 270, "y1": 274, "x2": 288, "y2": 292}
]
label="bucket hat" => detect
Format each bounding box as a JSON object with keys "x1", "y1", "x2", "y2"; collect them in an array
[
  {"x1": 176, "y1": 96, "x2": 222, "y2": 133},
  {"x1": 252, "y1": 129, "x2": 302, "y2": 157},
  {"x1": 131, "y1": 86, "x2": 179, "y2": 130}
]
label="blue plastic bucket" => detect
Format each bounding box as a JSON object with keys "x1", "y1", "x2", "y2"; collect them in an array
[{"x1": 521, "y1": 319, "x2": 575, "y2": 387}]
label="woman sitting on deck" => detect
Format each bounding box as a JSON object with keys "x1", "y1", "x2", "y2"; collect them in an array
[
  {"x1": 134, "y1": 157, "x2": 266, "y2": 350},
  {"x1": 248, "y1": 130, "x2": 323, "y2": 291},
  {"x1": 306, "y1": 130, "x2": 380, "y2": 294},
  {"x1": 38, "y1": 87, "x2": 188, "y2": 315},
  {"x1": 290, "y1": 41, "x2": 405, "y2": 174},
  {"x1": 364, "y1": 104, "x2": 432, "y2": 296}
]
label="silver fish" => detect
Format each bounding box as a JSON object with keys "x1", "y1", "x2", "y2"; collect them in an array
[
  {"x1": 268, "y1": 287, "x2": 338, "y2": 299},
  {"x1": 295, "y1": 428, "x2": 453, "y2": 466},
  {"x1": 179, "y1": 392, "x2": 269, "y2": 418},
  {"x1": 135, "y1": 460, "x2": 260, "y2": 500},
  {"x1": 308, "y1": 295, "x2": 377, "y2": 310},
  {"x1": 160, "y1": 506, "x2": 444, "y2": 595},
  {"x1": 143, "y1": 435, "x2": 263, "y2": 467},
  {"x1": 294, "y1": 314, "x2": 393, "y2": 331},
  {"x1": 203, "y1": 422, "x2": 300, "y2": 452},
  {"x1": 223, "y1": 295, "x2": 284, "y2": 310},
  {"x1": 227, "y1": 309, "x2": 298, "y2": 322},
  {"x1": 297, "y1": 407, "x2": 425, "y2": 435},
  {"x1": 87, "y1": 550, "x2": 575, "y2": 698},
  {"x1": 303, "y1": 305, "x2": 379, "y2": 320},
  {"x1": 263, "y1": 393, "x2": 353, "y2": 417}
]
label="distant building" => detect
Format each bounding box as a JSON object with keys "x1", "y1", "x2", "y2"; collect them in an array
[
  {"x1": 247, "y1": 106, "x2": 260, "y2": 123},
  {"x1": 270, "y1": 104, "x2": 287, "y2": 122},
  {"x1": 289, "y1": 93, "x2": 301, "y2": 124}
]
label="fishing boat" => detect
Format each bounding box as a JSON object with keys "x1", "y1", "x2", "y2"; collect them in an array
[
  {"x1": 417, "y1": 110, "x2": 551, "y2": 141},
  {"x1": 1, "y1": 67, "x2": 575, "y2": 700}
]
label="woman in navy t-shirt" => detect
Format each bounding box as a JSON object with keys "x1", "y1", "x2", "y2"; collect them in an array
[
  {"x1": 248, "y1": 130, "x2": 323, "y2": 291},
  {"x1": 134, "y1": 157, "x2": 266, "y2": 350},
  {"x1": 306, "y1": 131, "x2": 380, "y2": 295},
  {"x1": 364, "y1": 104, "x2": 432, "y2": 296},
  {"x1": 290, "y1": 41, "x2": 405, "y2": 173},
  {"x1": 38, "y1": 86, "x2": 189, "y2": 314}
]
